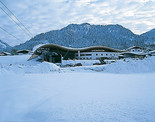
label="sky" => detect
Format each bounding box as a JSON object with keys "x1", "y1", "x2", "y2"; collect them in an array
[{"x1": 0, "y1": 0, "x2": 155, "y2": 46}]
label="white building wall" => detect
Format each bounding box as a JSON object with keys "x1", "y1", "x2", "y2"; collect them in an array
[{"x1": 75, "y1": 52, "x2": 121, "y2": 60}]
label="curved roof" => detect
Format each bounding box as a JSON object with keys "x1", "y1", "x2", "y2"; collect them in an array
[
  {"x1": 34, "y1": 44, "x2": 125, "y2": 52},
  {"x1": 28, "y1": 44, "x2": 125, "y2": 60},
  {"x1": 127, "y1": 46, "x2": 143, "y2": 50}
]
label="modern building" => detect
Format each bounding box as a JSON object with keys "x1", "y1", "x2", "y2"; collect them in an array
[{"x1": 28, "y1": 44, "x2": 125, "y2": 63}]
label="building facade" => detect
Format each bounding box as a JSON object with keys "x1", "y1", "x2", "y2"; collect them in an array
[
  {"x1": 29, "y1": 44, "x2": 125, "y2": 63},
  {"x1": 75, "y1": 51, "x2": 120, "y2": 60}
]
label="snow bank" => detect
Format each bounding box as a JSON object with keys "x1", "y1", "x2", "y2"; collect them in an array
[
  {"x1": 0, "y1": 55, "x2": 60, "y2": 74},
  {"x1": 104, "y1": 56, "x2": 155, "y2": 73},
  {"x1": 62, "y1": 60, "x2": 100, "y2": 66},
  {"x1": 0, "y1": 55, "x2": 155, "y2": 74},
  {"x1": 24, "y1": 62, "x2": 60, "y2": 73},
  {"x1": 62, "y1": 56, "x2": 155, "y2": 73}
]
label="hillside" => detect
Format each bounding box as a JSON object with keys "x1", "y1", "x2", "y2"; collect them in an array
[
  {"x1": 0, "y1": 40, "x2": 12, "y2": 52},
  {"x1": 140, "y1": 29, "x2": 155, "y2": 49},
  {"x1": 11, "y1": 23, "x2": 155, "y2": 50}
]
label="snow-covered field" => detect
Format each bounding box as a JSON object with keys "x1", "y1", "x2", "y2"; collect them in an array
[{"x1": 0, "y1": 55, "x2": 155, "y2": 121}]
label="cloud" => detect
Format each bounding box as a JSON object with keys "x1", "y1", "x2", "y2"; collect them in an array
[{"x1": 0, "y1": 0, "x2": 155, "y2": 46}]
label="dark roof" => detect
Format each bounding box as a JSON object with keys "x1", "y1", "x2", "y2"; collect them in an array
[
  {"x1": 17, "y1": 50, "x2": 31, "y2": 53},
  {"x1": 35, "y1": 44, "x2": 125, "y2": 53},
  {"x1": 127, "y1": 46, "x2": 143, "y2": 50}
]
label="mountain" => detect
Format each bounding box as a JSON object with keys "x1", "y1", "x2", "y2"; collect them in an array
[
  {"x1": 141, "y1": 29, "x2": 155, "y2": 44},
  {"x1": 139, "y1": 29, "x2": 155, "y2": 49},
  {"x1": 0, "y1": 40, "x2": 12, "y2": 52},
  {"x1": 13, "y1": 23, "x2": 154, "y2": 50}
]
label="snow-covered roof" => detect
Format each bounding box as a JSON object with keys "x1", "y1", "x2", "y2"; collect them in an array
[{"x1": 0, "y1": 52, "x2": 11, "y2": 55}]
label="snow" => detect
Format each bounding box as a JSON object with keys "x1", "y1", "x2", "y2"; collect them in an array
[
  {"x1": 0, "y1": 73, "x2": 155, "y2": 121},
  {"x1": 62, "y1": 57, "x2": 155, "y2": 73},
  {"x1": 0, "y1": 55, "x2": 59, "y2": 74},
  {"x1": 1, "y1": 55, "x2": 155, "y2": 74},
  {"x1": 62, "y1": 59, "x2": 100, "y2": 66},
  {"x1": 104, "y1": 57, "x2": 155, "y2": 73},
  {"x1": 0, "y1": 55, "x2": 155, "y2": 121}
]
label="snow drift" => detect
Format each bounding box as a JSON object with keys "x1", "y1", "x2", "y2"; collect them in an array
[
  {"x1": 0, "y1": 55, "x2": 59, "y2": 74},
  {"x1": 104, "y1": 56, "x2": 155, "y2": 73},
  {"x1": 0, "y1": 55, "x2": 155, "y2": 74},
  {"x1": 62, "y1": 56, "x2": 155, "y2": 73}
]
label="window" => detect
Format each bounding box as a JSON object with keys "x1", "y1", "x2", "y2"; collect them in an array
[
  {"x1": 80, "y1": 54, "x2": 85, "y2": 56},
  {"x1": 101, "y1": 54, "x2": 103, "y2": 56},
  {"x1": 86, "y1": 54, "x2": 91, "y2": 56},
  {"x1": 80, "y1": 54, "x2": 91, "y2": 56},
  {"x1": 96, "y1": 54, "x2": 98, "y2": 56},
  {"x1": 106, "y1": 54, "x2": 108, "y2": 56},
  {"x1": 137, "y1": 49, "x2": 141, "y2": 52}
]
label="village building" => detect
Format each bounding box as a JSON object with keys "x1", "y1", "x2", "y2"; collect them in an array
[
  {"x1": 149, "y1": 50, "x2": 155, "y2": 56},
  {"x1": 119, "y1": 46, "x2": 146, "y2": 59},
  {"x1": 28, "y1": 44, "x2": 125, "y2": 63},
  {"x1": 119, "y1": 52, "x2": 146, "y2": 59},
  {"x1": 0, "y1": 52, "x2": 11, "y2": 56},
  {"x1": 127, "y1": 46, "x2": 144, "y2": 54},
  {"x1": 17, "y1": 50, "x2": 31, "y2": 55}
]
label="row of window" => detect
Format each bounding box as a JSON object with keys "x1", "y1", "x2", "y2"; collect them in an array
[
  {"x1": 80, "y1": 57, "x2": 101, "y2": 60},
  {"x1": 80, "y1": 54, "x2": 92, "y2": 56},
  {"x1": 80, "y1": 57, "x2": 92, "y2": 60},
  {"x1": 76, "y1": 53, "x2": 118, "y2": 57}
]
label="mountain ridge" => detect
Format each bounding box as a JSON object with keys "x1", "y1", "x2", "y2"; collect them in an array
[
  {"x1": 2, "y1": 23, "x2": 155, "y2": 52},
  {"x1": 0, "y1": 40, "x2": 12, "y2": 52}
]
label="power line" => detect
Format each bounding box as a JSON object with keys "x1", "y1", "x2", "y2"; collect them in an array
[
  {"x1": 0, "y1": 0, "x2": 33, "y2": 37},
  {"x1": 0, "y1": 26, "x2": 22, "y2": 42},
  {"x1": 0, "y1": 6, "x2": 32, "y2": 38},
  {"x1": 0, "y1": 3, "x2": 33, "y2": 38}
]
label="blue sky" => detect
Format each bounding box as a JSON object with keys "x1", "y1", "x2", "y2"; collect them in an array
[{"x1": 0, "y1": 0, "x2": 155, "y2": 46}]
